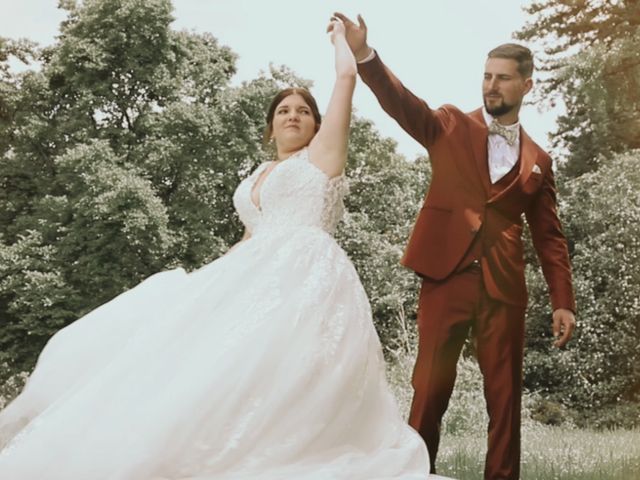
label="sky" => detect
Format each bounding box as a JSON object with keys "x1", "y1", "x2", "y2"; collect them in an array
[{"x1": 0, "y1": 0, "x2": 559, "y2": 160}]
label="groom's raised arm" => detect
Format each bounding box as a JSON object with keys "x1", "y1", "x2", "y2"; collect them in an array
[
  {"x1": 333, "y1": 13, "x2": 450, "y2": 149},
  {"x1": 358, "y1": 53, "x2": 449, "y2": 148}
]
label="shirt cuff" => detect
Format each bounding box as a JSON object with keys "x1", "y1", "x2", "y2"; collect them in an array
[{"x1": 356, "y1": 48, "x2": 376, "y2": 64}]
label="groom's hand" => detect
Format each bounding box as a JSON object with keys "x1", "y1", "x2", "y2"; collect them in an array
[
  {"x1": 552, "y1": 308, "x2": 576, "y2": 348},
  {"x1": 328, "y1": 12, "x2": 371, "y2": 62}
]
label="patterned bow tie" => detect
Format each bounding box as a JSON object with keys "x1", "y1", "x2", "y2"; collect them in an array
[{"x1": 488, "y1": 120, "x2": 518, "y2": 146}]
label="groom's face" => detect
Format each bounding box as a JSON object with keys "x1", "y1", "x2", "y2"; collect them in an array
[{"x1": 482, "y1": 58, "x2": 532, "y2": 117}]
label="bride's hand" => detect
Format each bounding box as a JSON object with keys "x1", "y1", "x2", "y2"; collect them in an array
[{"x1": 327, "y1": 17, "x2": 346, "y2": 44}]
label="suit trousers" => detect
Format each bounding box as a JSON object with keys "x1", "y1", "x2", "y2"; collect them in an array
[{"x1": 408, "y1": 264, "x2": 526, "y2": 480}]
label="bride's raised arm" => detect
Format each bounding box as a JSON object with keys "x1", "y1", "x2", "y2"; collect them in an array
[{"x1": 308, "y1": 18, "x2": 357, "y2": 178}]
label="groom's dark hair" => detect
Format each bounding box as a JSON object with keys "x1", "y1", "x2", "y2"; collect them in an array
[{"x1": 487, "y1": 43, "x2": 534, "y2": 79}]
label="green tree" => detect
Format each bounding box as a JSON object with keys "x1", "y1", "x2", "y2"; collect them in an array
[
  {"x1": 518, "y1": 1, "x2": 640, "y2": 51},
  {"x1": 547, "y1": 36, "x2": 640, "y2": 178},
  {"x1": 0, "y1": 0, "x2": 260, "y2": 379},
  {"x1": 516, "y1": 1, "x2": 640, "y2": 178}
]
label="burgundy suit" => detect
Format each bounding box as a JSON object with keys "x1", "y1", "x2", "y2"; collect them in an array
[{"x1": 358, "y1": 53, "x2": 575, "y2": 479}]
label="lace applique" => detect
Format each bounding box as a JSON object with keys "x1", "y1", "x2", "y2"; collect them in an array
[
  {"x1": 321, "y1": 174, "x2": 349, "y2": 234},
  {"x1": 232, "y1": 147, "x2": 349, "y2": 236}
]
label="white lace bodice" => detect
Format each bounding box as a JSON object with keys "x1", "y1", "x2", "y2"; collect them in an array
[{"x1": 232, "y1": 147, "x2": 348, "y2": 235}]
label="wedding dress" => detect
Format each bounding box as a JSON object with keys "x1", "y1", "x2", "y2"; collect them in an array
[{"x1": 0, "y1": 147, "x2": 430, "y2": 479}]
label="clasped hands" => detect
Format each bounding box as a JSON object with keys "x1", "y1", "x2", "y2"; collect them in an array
[{"x1": 327, "y1": 13, "x2": 371, "y2": 61}]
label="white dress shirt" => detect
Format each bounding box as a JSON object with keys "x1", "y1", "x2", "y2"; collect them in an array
[{"x1": 482, "y1": 108, "x2": 520, "y2": 184}]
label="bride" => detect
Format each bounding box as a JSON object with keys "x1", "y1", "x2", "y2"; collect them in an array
[{"x1": 0, "y1": 18, "x2": 430, "y2": 479}]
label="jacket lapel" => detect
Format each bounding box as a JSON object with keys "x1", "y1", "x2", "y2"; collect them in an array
[{"x1": 468, "y1": 108, "x2": 491, "y2": 197}]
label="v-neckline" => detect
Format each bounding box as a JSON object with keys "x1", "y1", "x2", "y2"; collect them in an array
[
  {"x1": 249, "y1": 147, "x2": 306, "y2": 212},
  {"x1": 250, "y1": 161, "x2": 280, "y2": 211}
]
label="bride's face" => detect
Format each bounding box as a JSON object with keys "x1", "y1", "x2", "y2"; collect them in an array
[{"x1": 271, "y1": 94, "x2": 318, "y2": 151}]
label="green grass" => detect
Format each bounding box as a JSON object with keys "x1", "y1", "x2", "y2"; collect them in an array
[{"x1": 437, "y1": 427, "x2": 640, "y2": 480}]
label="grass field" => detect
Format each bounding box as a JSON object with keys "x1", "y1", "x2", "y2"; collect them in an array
[{"x1": 437, "y1": 427, "x2": 640, "y2": 479}]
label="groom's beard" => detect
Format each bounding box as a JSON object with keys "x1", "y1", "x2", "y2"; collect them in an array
[{"x1": 483, "y1": 95, "x2": 518, "y2": 117}]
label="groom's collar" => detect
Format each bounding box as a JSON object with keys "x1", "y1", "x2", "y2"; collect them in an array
[{"x1": 482, "y1": 107, "x2": 520, "y2": 130}]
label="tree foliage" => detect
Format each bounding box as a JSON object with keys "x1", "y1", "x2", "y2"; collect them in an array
[
  {"x1": 0, "y1": 0, "x2": 270, "y2": 377},
  {"x1": 516, "y1": 0, "x2": 640, "y2": 178},
  {"x1": 545, "y1": 35, "x2": 640, "y2": 178},
  {"x1": 518, "y1": 0, "x2": 640, "y2": 52}
]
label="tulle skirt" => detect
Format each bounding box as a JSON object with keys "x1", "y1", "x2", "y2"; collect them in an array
[{"x1": 0, "y1": 226, "x2": 429, "y2": 479}]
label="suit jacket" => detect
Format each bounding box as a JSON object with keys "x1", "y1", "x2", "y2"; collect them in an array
[{"x1": 358, "y1": 53, "x2": 575, "y2": 311}]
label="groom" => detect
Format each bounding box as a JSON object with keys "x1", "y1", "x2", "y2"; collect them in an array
[{"x1": 332, "y1": 13, "x2": 577, "y2": 480}]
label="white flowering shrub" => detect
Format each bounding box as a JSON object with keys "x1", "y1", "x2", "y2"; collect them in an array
[
  {"x1": 0, "y1": 366, "x2": 28, "y2": 410},
  {"x1": 524, "y1": 150, "x2": 640, "y2": 427}
]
